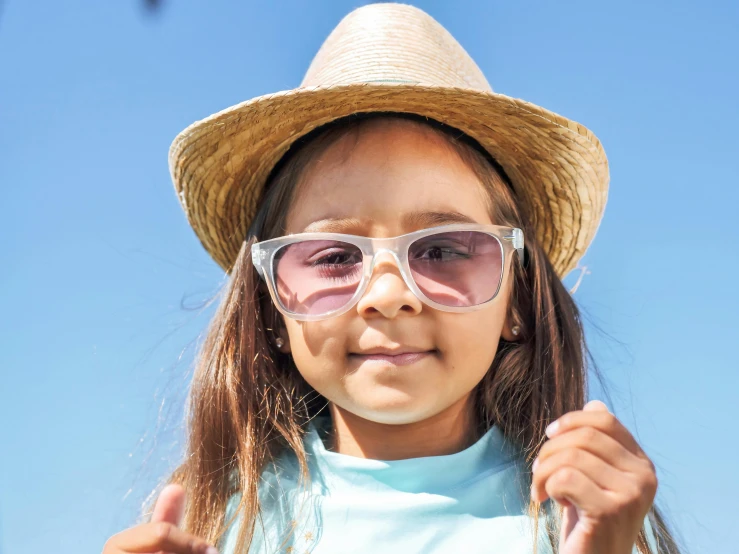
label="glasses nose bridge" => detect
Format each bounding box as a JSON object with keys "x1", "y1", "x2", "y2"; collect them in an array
[
  {"x1": 368, "y1": 246, "x2": 404, "y2": 273},
  {"x1": 363, "y1": 245, "x2": 417, "y2": 301}
]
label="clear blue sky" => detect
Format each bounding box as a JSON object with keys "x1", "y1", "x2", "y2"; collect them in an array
[{"x1": 1, "y1": 1, "x2": 736, "y2": 552}]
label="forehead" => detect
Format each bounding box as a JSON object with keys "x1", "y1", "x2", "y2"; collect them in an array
[{"x1": 284, "y1": 120, "x2": 493, "y2": 235}]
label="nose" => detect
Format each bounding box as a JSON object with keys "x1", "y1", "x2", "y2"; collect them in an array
[{"x1": 356, "y1": 252, "x2": 423, "y2": 319}]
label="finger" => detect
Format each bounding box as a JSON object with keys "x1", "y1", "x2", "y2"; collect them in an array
[
  {"x1": 536, "y1": 426, "x2": 645, "y2": 474},
  {"x1": 531, "y1": 447, "x2": 630, "y2": 503},
  {"x1": 537, "y1": 466, "x2": 611, "y2": 515},
  {"x1": 151, "y1": 484, "x2": 187, "y2": 526},
  {"x1": 545, "y1": 409, "x2": 644, "y2": 458},
  {"x1": 583, "y1": 399, "x2": 609, "y2": 412},
  {"x1": 105, "y1": 522, "x2": 217, "y2": 554}
]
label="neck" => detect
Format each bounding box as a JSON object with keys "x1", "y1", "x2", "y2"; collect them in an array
[{"x1": 325, "y1": 394, "x2": 479, "y2": 460}]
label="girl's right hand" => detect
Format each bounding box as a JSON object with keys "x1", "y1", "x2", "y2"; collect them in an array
[{"x1": 102, "y1": 484, "x2": 219, "y2": 554}]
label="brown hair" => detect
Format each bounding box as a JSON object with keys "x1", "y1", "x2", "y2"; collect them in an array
[{"x1": 141, "y1": 113, "x2": 684, "y2": 553}]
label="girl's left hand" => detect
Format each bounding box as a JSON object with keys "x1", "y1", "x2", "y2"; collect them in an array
[{"x1": 530, "y1": 400, "x2": 658, "y2": 554}]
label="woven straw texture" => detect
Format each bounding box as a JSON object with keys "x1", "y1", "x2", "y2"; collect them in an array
[{"x1": 168, "y1": 3, "x2": 609, "y2": 277}]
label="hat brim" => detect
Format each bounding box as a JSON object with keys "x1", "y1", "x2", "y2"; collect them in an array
[{"x1": 168, "y1": 83, "x2": 608, "y2": 277}]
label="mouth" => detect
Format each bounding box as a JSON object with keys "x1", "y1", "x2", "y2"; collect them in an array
[{"x1": 348, "y1": 348, "x2": 438, "y2": 366}]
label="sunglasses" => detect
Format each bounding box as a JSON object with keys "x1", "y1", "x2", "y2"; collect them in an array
[{"x1": 251, "y1": 223, "x2": 524, "y2": 321}]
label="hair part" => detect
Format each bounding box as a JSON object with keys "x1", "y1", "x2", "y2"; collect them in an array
[{"x1": 142, "y1": 112, "x2": 684, "y2": 554}]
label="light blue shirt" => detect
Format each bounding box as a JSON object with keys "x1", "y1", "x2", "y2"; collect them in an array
[{"x1": 219, "y1": 415, "x2": 658, "y2": 553}]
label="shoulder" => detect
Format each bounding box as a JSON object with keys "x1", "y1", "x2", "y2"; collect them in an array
[
  {"x1": 217, "y1": 453, "x2": 304, "y2": 554},
  {"x1": 217, "y1": 489, "x2": 243, "y2": 554}
]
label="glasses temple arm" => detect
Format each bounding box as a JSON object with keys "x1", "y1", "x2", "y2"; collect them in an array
[{"x1": 505, "y1": 228, "x2": 525, "y2": 263}]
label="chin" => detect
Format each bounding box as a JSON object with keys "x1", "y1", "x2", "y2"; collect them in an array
[{"x1": 346, "y1": 397, "x2": 442, "y2": 426}]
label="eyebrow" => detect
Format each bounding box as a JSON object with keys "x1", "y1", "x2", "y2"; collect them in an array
[
  {"x1": 301, "y1": 210, "x2": 478, "y2": 233},
  {"x1": 403, "y1": 210, "x2": 478, "y2": 227}
]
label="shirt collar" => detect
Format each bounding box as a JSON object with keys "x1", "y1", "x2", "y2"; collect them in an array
[{"x1": 303, "y1": 415, "x2": 522, "y2": 494}]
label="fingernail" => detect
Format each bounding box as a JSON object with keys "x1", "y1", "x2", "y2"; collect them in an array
[
  {"x1": 545, "y1": 420, "x2": 559, "y2": 437},
  {"x1": 532, "y1": 458, "x2": 539, "y2": 473},
  {"x1": 206, "y1": 547, "x2": 219, "y2": 554}
]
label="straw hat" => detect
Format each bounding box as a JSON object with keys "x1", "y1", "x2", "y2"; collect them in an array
[{"x1": 168, "y1": 3, "x2": 608, "y2": 278}]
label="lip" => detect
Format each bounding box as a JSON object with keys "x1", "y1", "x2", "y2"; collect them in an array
[
  {"x1": 354, "y1": 346, "x2": 433, "y2": 356},
  {"x1": 349, "y1": 347, "x2": 437, "y2": 366}
]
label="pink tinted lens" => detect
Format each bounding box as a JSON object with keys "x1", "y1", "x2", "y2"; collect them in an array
[
  {"x1": 408, "y1": 231, "x2": 503, "y2": 307},
  {"x1": 273, "y1": 240, "x2": 363, "y2": 316}
]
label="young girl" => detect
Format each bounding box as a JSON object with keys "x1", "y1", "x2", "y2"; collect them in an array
[{"x1": 104, "y1": 4, "x2": 683, "y2": 554}]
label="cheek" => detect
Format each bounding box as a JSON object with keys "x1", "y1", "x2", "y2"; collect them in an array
[
  {"x1": 283, "y1": 317, "x2": 351, "y2": 386},
  {"x1": 436, "y1": 303, "x2": 506, "y2": 374}
]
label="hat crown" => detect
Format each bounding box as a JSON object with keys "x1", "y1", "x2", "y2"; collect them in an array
[
  {"x1": 301, "y1": 3, "x2": 493, "y2": 92},
  {"x1": 169, "y1": 3, "x2": 608, "y2": 278}
]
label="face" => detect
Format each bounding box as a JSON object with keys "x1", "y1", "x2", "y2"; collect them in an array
[{"x1": 277, "y1": 119, "x2": 516, "y2": 426}]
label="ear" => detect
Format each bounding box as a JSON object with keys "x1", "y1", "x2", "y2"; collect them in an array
[
  {"x1": 275, "y1": 320, "x2": 292, "y2": 354},
  {"x1": 500, "y1": 312, "x2": 521, "y2": 342}
]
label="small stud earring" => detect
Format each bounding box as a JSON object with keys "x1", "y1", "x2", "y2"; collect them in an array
[
  {"x1": 511, "y1": 325, "x2": 521, "y2": 337},
  {"x1": 275, "y1": 337, "x2": 285, "y2": 348}
]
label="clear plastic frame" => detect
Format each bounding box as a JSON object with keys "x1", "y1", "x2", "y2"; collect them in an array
[{"x1": 251, "y1": 223, "x2": 524, "y2": 322}]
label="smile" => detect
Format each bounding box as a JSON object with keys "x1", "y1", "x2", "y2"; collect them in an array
[{"x1": 348, "y1": 350, "x2": 437, "y2": 366}]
